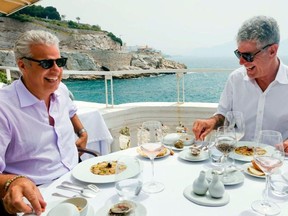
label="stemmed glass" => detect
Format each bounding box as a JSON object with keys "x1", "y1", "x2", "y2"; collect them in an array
[
  {"x1": 138, "y1": 121, "x2": 165, "y2": 193},
  {"x1": 251, "y1": 130, "x2": 285, "y2": 215},
  {"x1": 115, "y1": 156, "x2": 143, "y2": 202},
  {"x1": 224, "y1": 111, "x2": 245, "y2": 166},
  {"x1": 215, "y1": 126, "x2": 237, "y2": 183}
]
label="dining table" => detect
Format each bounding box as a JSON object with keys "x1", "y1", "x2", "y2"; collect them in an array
[{"x1": 26, "y1": 146, "x2": 288, "y2": 216}]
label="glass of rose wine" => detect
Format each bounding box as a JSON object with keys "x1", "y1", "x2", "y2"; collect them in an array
[
  {"x1": 138, "y1": 121, "x2": 165, "y2": 194},
  {"x1": 251, "y1": 130, "x2": 285, "y2": 215}
]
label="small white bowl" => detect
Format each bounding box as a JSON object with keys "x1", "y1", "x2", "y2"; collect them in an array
[
  {"x1": 163, "y1": 133, "x2": 180, "y2": 145},
  {"x1": 48, "y1": 203, "x2": 80, "y2": 216},
  {"x1": 62, "y1": 197, "x2": 88, "y2": 216},
  {"x1": 179, "y1": 134, "x2": 194, "y2": 145}
]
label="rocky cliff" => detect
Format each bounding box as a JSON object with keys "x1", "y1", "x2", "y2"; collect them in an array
[{"x1": 0, "y1": 17, "x2": 186, "y2": 79}]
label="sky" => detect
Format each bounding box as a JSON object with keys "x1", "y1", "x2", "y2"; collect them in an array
[{"x1": 37, "y1": 0, "x2": 288, "y2": 56}]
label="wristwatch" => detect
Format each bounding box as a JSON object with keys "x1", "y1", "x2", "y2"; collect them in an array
[{"x1": 77, "y1": 128, "x2": 87, "y2": 136}]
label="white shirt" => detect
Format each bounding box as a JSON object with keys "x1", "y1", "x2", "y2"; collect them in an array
[
  {"x1": 0, "y1": 79, "x2": 78, "y2": 185},
  {"x1": 217, "y1": 60, "x2": 288, "y2": 141}
]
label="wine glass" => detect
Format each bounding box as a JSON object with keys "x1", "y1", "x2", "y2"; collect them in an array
[
  {"x1": 215, "y1": 126, "x2": 237, "y2": 183},
  {"x1": 251, "y1": 130, "x2": 285, "y2": 215},
  {"x1": 115, "y1": 156, "x2": 143, "y2": 202},
  {"x1": 138, "y1": 120, "x2": 165, "y2": 193},
  {"x1": 224, "y1": 111, "x2": 245, "y2": 167}
]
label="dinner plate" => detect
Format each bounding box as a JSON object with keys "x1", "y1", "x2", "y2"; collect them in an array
[
  {"x1": 206, "y1": 169, "x2": 245, "y2": 186},
  {"x1": 183, "y1": 185, "x2": 229, "y2": 207},
  {"x1": 242, "y1": 163, "x2": 265, "y2": 179},
  {"x1": 72, "y1": 155, "x2": 142, "y2": 183},
  {"x1": 95, "y1": 201, "x2": 147, "y2": 216},
  {"x1": 37, "y1": 201, "x2": 94, "y2": 216},
  {"x1": 229, "y1": 141, "x2": 274, "y2": 162},
  {"x1": 178, "y1": 149, "x2": 209, "y2": 162},
  {"x1": 136, "y1": 147, "x2": 170, "y2": 159}
]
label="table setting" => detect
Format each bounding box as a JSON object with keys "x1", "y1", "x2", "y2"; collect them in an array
[{"x1": 19, "y1": 118, "x2": 288, "y2": 216}]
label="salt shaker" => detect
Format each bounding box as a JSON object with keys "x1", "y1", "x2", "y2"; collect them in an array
[
  {"x1": 208, "y1": 172, "x2": 225, "y2": 198},
  {"x1": 193, "y1": 171, "x2": 209, "y2": 195}
]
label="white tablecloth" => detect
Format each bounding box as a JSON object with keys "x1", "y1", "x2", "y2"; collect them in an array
[
  {"x1": 77, "y1": 107, "x2": 113, "y2": 158},
  {"x1": 38, "y1": 148, "x2": 288, "y2": 216}
]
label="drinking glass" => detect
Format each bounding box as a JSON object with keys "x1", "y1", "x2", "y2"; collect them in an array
[
  {"x1": 215, "y1": 126, "x2": 237, "y2": 183},
  {"x1": 224, "y1": 111, "x2": 245, "y2": 167},
  {"x1": 138, "y1": 121, "x2": 165, "y2": 193},
  {"x1": 251, "y1": 130, "x2": 285, "y2": 215},
  {"x1": 115, "y1": 156, "x2": 143, "y2": 201}
]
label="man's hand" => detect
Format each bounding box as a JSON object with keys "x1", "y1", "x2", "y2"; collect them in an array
[
  {"x1": 76, "y1": 131, "x2": 88, "y2": 156},
  {"x1": 192, "y1": 118, "x2": 215, "y2": 141},
  {"x1": 3, "y1": 177, "x2": 46, "y2": 215},
  {"x1": 284, "y1": 140, "x2": 288, "y2": 156}
]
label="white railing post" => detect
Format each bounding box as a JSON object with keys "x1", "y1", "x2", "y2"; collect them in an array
[
  {"x1": 6, "y1": 68, "x2": 12, "y2": 82},
  {"x1": 104, "y1": 74, "x2": 114, "y2": 108},
  {"x1": 176, "y1": 71, "x2": 185, "y2": 104}
]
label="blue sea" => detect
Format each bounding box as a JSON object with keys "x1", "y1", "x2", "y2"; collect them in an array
[{"x1": 63, "y1": 56, "x2": 288, "y2": 104}]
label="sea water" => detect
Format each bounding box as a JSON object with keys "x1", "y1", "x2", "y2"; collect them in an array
[{"x1": 62, "y1": 56, "x2": 288, "y2": 105}]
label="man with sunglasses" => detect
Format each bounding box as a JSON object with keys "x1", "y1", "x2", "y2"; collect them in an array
[
  {"x1": 193, "y1": 16, "x2": 288, "y2": 153},
  {"x1": 0, "y1": 30, "x2": 88, "y2": 215}
]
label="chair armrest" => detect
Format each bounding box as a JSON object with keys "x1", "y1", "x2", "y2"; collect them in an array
[{"x1": 77, "y1": 147, "x2": 101, "y2": 157}]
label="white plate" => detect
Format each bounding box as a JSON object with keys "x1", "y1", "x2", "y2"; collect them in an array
[
  {"x1": 39, "y1": 201, "x2": 94, "y2": 216},
  {"x1": 178, "y1": 149, "x2": 209, "y2": 162},
  {"x1": 183, "y1": 185, "x2": 229, "y2": 207},
  {"x1": 229, "y1": 141, "x2": 274, "y2": 162},
  {"x1": 95, "y1": 201, "x2": 147, "y2": 216},
  {"x1": 72, "y1": 155, "x2": 142, "y2": 183},
  {"x1": 137, "y1": 147, "x2": 170, "y2": 159},
  {"x1": 242, "y1": 163, "x2": 266, "y2": 179},
  {"x1": 206, "y1": 169, "x2": 245, "y2": 186}
]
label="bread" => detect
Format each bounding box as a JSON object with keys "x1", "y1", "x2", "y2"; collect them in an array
[
  {"x1": 251, "y1": 160, "x2": 263, "y2": 172},
  {"x1": 247, "y1": 166, "x2": 265, "y2": 176}
]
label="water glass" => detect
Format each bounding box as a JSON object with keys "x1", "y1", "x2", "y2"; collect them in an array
[
  {"x1": 270, "y1": 173, "x2": 288, "y2": 197},
  {"x1": 115, "y1": 156, "x2": 143, "y2": 201}
]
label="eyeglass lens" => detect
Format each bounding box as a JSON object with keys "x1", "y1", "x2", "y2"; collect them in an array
[{"x1": 40, "y1": 58, "x2": 67, "y2": 69}]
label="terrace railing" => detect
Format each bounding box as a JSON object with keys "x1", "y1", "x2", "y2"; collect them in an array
[{"x1": 0, "y1": 66, "x2": 231, "y2": 107}]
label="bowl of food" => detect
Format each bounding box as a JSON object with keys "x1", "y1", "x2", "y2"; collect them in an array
[
  {"x1": 62, "y1": 197, "x2": 88, "y2": 216},
  {"x1": 109, "y1": 201, "x2": 135, "y2": 215},
  {"x1": 179, "y1": 134, "x2": 194, "y2": 146}
]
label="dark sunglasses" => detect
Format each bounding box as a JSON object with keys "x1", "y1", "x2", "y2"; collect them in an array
[
  {"x1": 22, "y1": 57, "x2": 68, "y2": 69},
  {"x1": 234, "y1": 44, "x2": 273, "y2": 62}
]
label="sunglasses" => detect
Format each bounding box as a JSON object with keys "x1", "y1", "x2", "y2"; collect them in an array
[
  {"x1": 234, "y1": 44, "x2": 273, "y2": 62},
  {"x1": 22, "y1": 57, "x2": 68, "y2": 69}
]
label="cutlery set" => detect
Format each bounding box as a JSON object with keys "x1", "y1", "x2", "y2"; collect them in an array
[{"x1": 54, "y1": 181, "x2": 100, "y2": 198}]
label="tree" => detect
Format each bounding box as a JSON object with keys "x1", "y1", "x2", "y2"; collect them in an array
[{"x1": 76, "y1": 17, "x2": 80, "y2": 23}]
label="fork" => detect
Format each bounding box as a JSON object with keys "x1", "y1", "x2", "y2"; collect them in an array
[{"x1": 61, "y1": 181, "x2": 100, "y2": 193}]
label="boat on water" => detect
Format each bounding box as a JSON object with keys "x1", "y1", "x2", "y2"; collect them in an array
[{"x1": 0, "y1": 66, "x2": 220, "y2": 153}]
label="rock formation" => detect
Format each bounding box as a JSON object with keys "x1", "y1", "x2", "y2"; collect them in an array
[{"x1": 0, "y1": 17, "x2": 186, "y2": 79}]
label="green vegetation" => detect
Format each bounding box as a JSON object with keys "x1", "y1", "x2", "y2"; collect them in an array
[
  {"x1": 0, "y1": 71, "x2": 9, "y2": 84},
  {"x1": 7, "y1": 5, "x2": 122, "y2": 45}
]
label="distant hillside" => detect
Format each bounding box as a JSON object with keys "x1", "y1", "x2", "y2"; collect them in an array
[{"x1": 0, "y1": 17, "x2": 186, "y2": 78}]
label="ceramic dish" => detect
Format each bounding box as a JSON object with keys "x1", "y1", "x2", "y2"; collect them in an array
[
  {"x1": 178, "y1": 149, "x2": 209, "y2": 162},
  {"x1": 183, "y1": 185, "x2": 229, "y2": 207},
  {"x1": 95, "y1": 201, "x2": 147, "y2": 216},
  {"x1": 205, "y1": 169, "x2": 245, "y2": 186},
  {"x1": 137, "y1": 147, "x2": 170, "y2": 159},
  {"x1": 40, "y1": 201, "x2": 94, "y2": 216},
  {"x1": 162, "y1": 133, "x2": 180, "y2": 145},
  {"x1": 72, "y1": 155, "x2": 142, "y2": 183},
  {"x1": 229, "y1": 141, "x2": 274, "y2": 162},
  {"x1": 242, "y1": 163, "x2": 266, "y2": 179}
]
